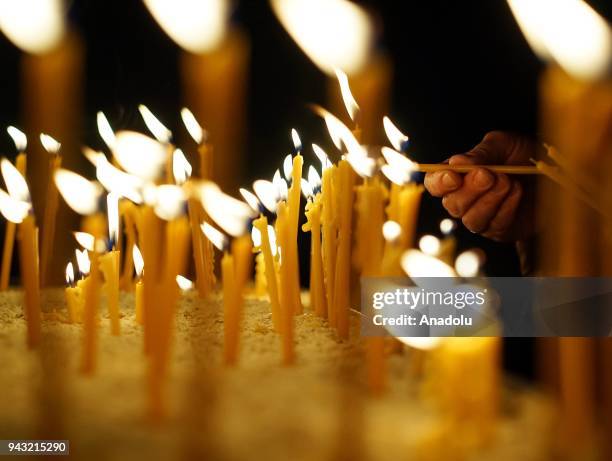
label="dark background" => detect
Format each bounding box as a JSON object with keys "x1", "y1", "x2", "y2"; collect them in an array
[{"x1": 0, "y1": 0, "x2": 610, "y2": 379}]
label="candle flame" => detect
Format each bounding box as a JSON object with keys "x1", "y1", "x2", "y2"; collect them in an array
[
  {"x1": 272, "y1": 169, "x2": 289, "y2": 202},
  {"x1": 7, "y1": 126, "x2": 26, "y2": 152},
  {"x1": 82, "y1": 147, "x2": 106, "y2": 167},
  {"x1": 291, "y1": 128, "x2": 302, "y2": 153},
  {"x1": 176, "y1": 275, "x2": 194, "y2": 290},
  {"x1": 282, "y1": 154, "x2": 293, "y2": 180},
  {"x1": 380, "y1": 147, "x2": 416, "y2": 185},
  {"x1": 345, "y1": 150, "x2": 376, "y2": 178},
  {"x1": 107, "y1": 192, "x2": 119, "y2": 247},
  {"x1": 40, "y1": 133, "x2": 61, "y2": 153},
  {"x1": 312, "y1": 105, "x2": 363, "y2": 158},
  {"x1": 1, "y1": 158, "x2": 30, "y2": 202},
  {"x1": 270, "y1": 0, "x2": 373, "y2": 75},
  {"x1": 382, "y1": 220, "x2": 401, "y2": 243},
  {"x1": 401, "y1": 249, "x2": 456, "y2": 279},
  {"x1": 251, "y1": 226, "x2": 261, "y2": 247},
  {"x1": 74, "y1": 232, "x2": 95, "y2": 251},
  {"x1": 335, "y1": 68, "x2": 359, "y2": 122},
  {"x1": 439, "y1": 218, "x2": 456, "y2": 235},
  {"x1": 455, "y1": 250, "x2": 482, "y2": 277},
  {"x1": 138, "y1": 104, "x2": 172, "y2": 144},
  {"x1": 143, "y1": 0, "x2": 229, "y2": 53},
  {"x1": 95, "y1": 156, "x2": 144, "y2": 204},
  {"x1": 65, "y1": 262, "x2": 74, "y2": 286},
  {"x1": 0, "y1": 189, "x2": 30, "y2": 223},
  {"x1": 307, "y1": 165, "x2": 321, "y2": 190},
  {"x1": 199, "y1": 182, "x2": 255, "y2": 236},
  {"x1": 54, "y1": 169, "x2": 103, "y2": 215},
  {"x1": 201, "y1": 221, "x2": 227, "y2": 251},
  {"x1": 239, "y1": 188, "x2": 260, "y2": 213},
  {"x1": 0, "y1": 0, "x2": 65, "y2": 54},
  {"x1": 253, "y1": 180, "x2": 279, "y2": 213},
  {"x1": 96, "y1": 111, "x2": 116, "y2": 150},
  {"x1": 381, "y1": 165, "x2": 408, "y2": 186},
  {"x1": 75, "y1": 249, "x2": 91, "y2": 276},
  {"x1": 180, "y1": 107, "x2": 206, "y2": 144},
  {"x1": 172, "y1": 148, "x2": 192, "y2": 185},
  {"x1": 418, "y1": 235, "x2": 441, "y2": 256},
  {"x1": 133, "y1": 245, "x2": 144, "y2": 277},
  {"x1": 507, "y1": 0, "x2": 612, "y2": 80},
  {"x1": 300, "y1": 177, "x2": 313, "y2": 199},
  {"x1": 383, "y1": 116, "x2": 409, "y2": 152},
  {"x1": 152, "y1": 185, "x2": 186, "y2": 220},
  {"x1": 311, "y1": 144, "x2": 333, "y2": 172},
  {"x1": 112, "y1": 131, "x2": 167, "y2": 181}
]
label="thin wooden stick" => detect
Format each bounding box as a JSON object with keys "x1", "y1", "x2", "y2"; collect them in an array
[{"x1": 415, "y1": 164, "x2": 541, "y2": 175}]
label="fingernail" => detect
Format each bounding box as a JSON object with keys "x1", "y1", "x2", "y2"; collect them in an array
[
  {"x1": 474, "y1": 169, "x2": 493, "y2": 188},
  {"x1": 441, "y1": 172, "x2": 459, "y2": 189}
]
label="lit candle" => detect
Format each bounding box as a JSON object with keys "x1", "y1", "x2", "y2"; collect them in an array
[
  {"x1": 64, "y1": 262, "x2": 81, "y2": 323},
  {"x1": 276, "y1": 201, "x2": 294, "y2": 364},
  {"x1": 0, "y1": 127, "x2": 27, "y2": 291},
  {"x1": 286, "y1": 130, "x2": 304, "y2": 315},
  {"x1": 302, "y1": 179, "x2": 326, "y2": 317},
  {"x1": 132, "y1": 245, "x2": 145, "y2": 325},
  {"x1": 0, "y1": 158, "x2": 39, "y2": 347},
  {"x1": 181, "y1": 107, "x2": 213, "y2": 179},
  {"x1": 98, "y1": 193, "x2": 121, "y2": 335},
  {"x1": 38, "y1": 133, "x2": 62, "y2": 287},
  {"x1": 252, "y1": 216, "x2": 281, "y2": 330}
]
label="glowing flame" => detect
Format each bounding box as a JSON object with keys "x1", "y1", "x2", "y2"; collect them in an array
[
  {"x1": 0, "y1": 189, "x2": 30, "y2": 223},
  {"x1": 507, "y1": 0, "x2": 612, "y2": 80},
  {"x1": 95, "y1": 157, "x2": 144, "y2": 204},
  {"x1": 300, "y1": 177, "x2": 313, "y2": 199},
  {"x1": 74, "y1": 232, "x2": 95, "y2": 251},
  {"x1": 251, "y1": 226, "x2": 261, "y2": 247},
  {"x1": 335, "y1": 68, "x2": 359, "y2": 121},
  {"x1": 180, "y1": 107, "x2": 205, "y2": 144},
  {"x1": 291, "y1": 128, "x2": 302, "y2": 153},
  {"x1": 133, "y1": 245, "x2": 144, "y2": 277},
  {"x1": 97, "y1": 111, "x2": 116, "y2": 150},
  {"x1": 383, "y1": 116, "x2": 409, "y2": 152},
  {"x1": 283, "y1": 153, "x2": 293, "y2": 180},
  {"x1": 455, "y1": 250, "x2": 482, "y2": 277},
  {"x1": 151, "y1": 185, "x2": 186, "y2": 220},
  {"x1": 54, "y1": 169, "x2": 103, "y2": 215},
  {"x1": 272, "y1": 169, "x2": 289, "y2": 202},
  {"x1": 40, "y1": 133, "x2": 61, "y2": 153},
  {"x1": 176, "y1": 275, "x2": 194, "y2": 290},
  {"x1": 382, "y1": 220, "x2": 401, "y2": 243},
  {"x1": 138, "y1": 104, "x2": 172, "y2": 144},
  {"x1": 440, "y1": 218, "x2": 456, "y2": 235},
  {"x1": 308, "y1": 165, "x2": 321, "y2": 190},
  {"x1": 83, "y1": 147, "x2": 106, "y2": 167},
  {"x1": 0, "y1": 0, "x2": 65, "y2": 54},
  {"x1": 345, "y1": 150, "x2": 376, "y2": 178},
  {"x1": 418, "y1": 235, "x2": 441, "y2": 256},
  {"x1": 240, "y1": 188, "x2": 260, "y2": 213},
  {"x1": 75, "y1": 249, "x2": 91, "y2": 276},
  {"x1": 312, "y1": 144, "x2": 333, "y2": 172},
  {"x1": 313, "y1": 105, "x2": 364, "y2": 157},
  {"x1": 143, "y1": 0, "x2": 229, "y2": 53},
  {"x1": 112, "y1": 131, "x2": 167, "y2": 181},
  {"x1": 107, "y1": 192, "x2": 119, "y2": 246},
  {"x1": 201, "y1": 221, "x2": 227, "y2": 251},
  {"x1": 253, "y1": 180, "x2": 279, "y2": 213},
  {"x1": 172, "y1": 149, "x2": 192, "y2": 185},
  {"x1": 380, "y1": 147, "x2": 416, "y2": 185},
  {"x1": 199, "y1": 182, "x2": 255, "y2": 236},
  {"x1": 401, "y1": 249, "x2": 456, "y2": 279},
  {"x1": 1, "y1": 158, "x2": 30, "y2": 202},
  {"x1": 7, "y1": 126, "x2": 26, "y2": 152},
  {"x1": 270, "y1": 0, "x2": 373, "y2": 75},
  {"x1": 65, "y1": 262, "x2": 74, "y2": 286}
]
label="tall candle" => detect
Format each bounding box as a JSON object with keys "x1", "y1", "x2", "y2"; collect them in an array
[
  {"x1": 99, "y1": 194, "x2": 120, "y2": 335},
  {"x1": 287, "y1": 153, "x2": 303, "y2": 315},
  {"x1": 253, "y1": 215, "x2": 281, "y2": 331},
  {"x1": 321, "y1": 165, "x2": 337, "y2": 326},
  {"x1": 276, "y1": 202, "x2": 294, "y2": 364},
  {"x1": 303, "y1": 196, "x2": 326, "y2": 317},
  {"x1": 18, "y1": 214, "x2": 41, "y2": 348}
]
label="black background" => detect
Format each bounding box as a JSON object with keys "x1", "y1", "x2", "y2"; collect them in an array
[{"x1": 0, "y1": 0, "x2": 609, "y2": 378}]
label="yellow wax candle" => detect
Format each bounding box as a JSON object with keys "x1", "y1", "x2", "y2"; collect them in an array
[
  {"x1": 355, "y1": 179, "x2": 384, "y2": 277},
  {"x1": 99, "y1": 250, "x2": 120, "y2": 335},
  {"x1": 18, "y1": 214, "x2": 41, "y2": 348},
  {"x1": 40, "y1": 152, "x2": 62, "y2": 287},
  {"x1": 287, "y1": 154, "x2": 303, "y2": 315},
  {"x1": 333, "y1": 160, "x2": 355, "y2": 339},
  {"x1": 135, "y1": 279, "x2": 144, "y2": 325},
  {"x1": 222, "y1": 250, "x2": 237, "y2": 364},
  {"x1": 188, "y1": 198, "x2": 208, "y2": 298},
  {"x1": 276, "y1": 202, "x2": 294, "y2": 365},
  {"x1": 321, "y1": 165, "x2": 337, "y2": 326},
  {"x1": 254, "y1": 252, "x2": 266, "y2": 298},
  {"x1": 253, "y1": 215, "x2": 281, "y2": 331},
  {"x1": 303, "y1": 196, "x2": 326, "y2": 317},
  {"x1": 119, "y1": 201, "x2": 137, "y2": 291},
  {"x1": 198, "y1": 142, "x2": 213, "y2": 180},
  {"x1": 398, "y1": 183, "x2": 424, "y2": 249},
  {"x1": 64, "y1": 262, "x2": 81, "y2": 323},
  {"x1": 1, "y1": 153, "x2": 26, "y2": 291}
]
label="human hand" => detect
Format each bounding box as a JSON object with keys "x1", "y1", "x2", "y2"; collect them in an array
[{"x1": 424, "y1": 131, "x2": 538, "y2": 242}]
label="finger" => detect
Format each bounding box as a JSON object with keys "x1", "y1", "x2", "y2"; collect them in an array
[
  {"x1": 482, "y1": 181, "x2": 523, "y2": 240},
  {"x1": 461, "y1": 174, "x2": 512, "y2": 233},
  {"x1": 441, "y1": 168, "x2": 495, "y2": 217},
  {"x1": 424, "y1": 170, "x2": 462, "y2": 197}
]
